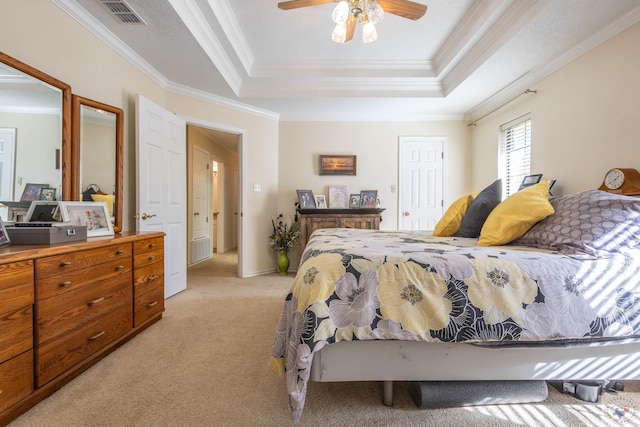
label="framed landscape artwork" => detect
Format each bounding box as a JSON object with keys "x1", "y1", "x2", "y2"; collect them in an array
[{"x1": 319, "y1": 155, "x2": 356, "y2": 176}]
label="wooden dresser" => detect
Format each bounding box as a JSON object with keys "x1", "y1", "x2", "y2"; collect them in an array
[
  {"x1": 297, "y1": 208, "x2": 385, "y2": 247},
  {"x1": 0, "y1": 232, "x2": 164, "y2": 425}
]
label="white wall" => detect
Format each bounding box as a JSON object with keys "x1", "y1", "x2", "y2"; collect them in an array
[{"x1": 470, "y1": 21, "x2": 640, "y2": 194}]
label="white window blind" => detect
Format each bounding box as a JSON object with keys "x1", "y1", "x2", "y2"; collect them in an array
[{"x1": 500, "y1": 115, "x2": 531, "y2": 198}]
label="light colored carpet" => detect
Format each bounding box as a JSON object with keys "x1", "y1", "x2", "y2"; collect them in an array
[{"x1": 9, "y1": 252, "x2": 640, "y2": 426}]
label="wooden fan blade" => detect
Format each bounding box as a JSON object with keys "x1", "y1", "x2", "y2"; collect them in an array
[
  {"x1": 345, "y1": 14, "x2": 357, "y2": 42},
  {"x1": 377, "y1": 0, "x2": 427, "y2": 20},
  {"x1": 278, "y1": 0, "x2": 336, "y2": 10}
]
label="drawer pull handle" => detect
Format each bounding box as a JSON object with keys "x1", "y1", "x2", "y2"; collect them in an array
[
  {"x1": 148, "y1": 243, "x2": 156, "y2": 248},
  {"x1": 115, "y1": 250, "x2": 124, "y2": 255},
  {"x1": 115, "y1": 265, "x2": 125, "y2": 271},
  {"x1": 148, "y1": 274, "x2": 159, "y2": 281},
  {"x1": 146, "y1": 301, "x2": 158, "y2": 308},
  {"x1": 88, "y1": 331, "x2": 105, "y2": 341},
  {"x1": 59, "y1": 281, "x2": 72, "y2": 287},
  {"x1": 148, "y1": 256, "x2": 156, "y2": 261},
  {"x1": 60, "y1": 261, "x2": 72, "y2": 267},
  {"x1": 88, "y1": 297, "x2": 105, "y2": 306}
]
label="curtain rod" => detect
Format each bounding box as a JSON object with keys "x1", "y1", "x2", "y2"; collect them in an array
[{"x1": 467, "y1": 89, "x2": 537, "y2": 127}]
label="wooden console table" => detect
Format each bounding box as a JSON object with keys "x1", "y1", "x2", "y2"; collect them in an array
[{"x1": 297, "y1": 208, "x2": 384, "y2": 248}]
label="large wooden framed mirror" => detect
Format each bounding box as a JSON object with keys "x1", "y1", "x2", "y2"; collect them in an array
[
  {"x1": 0, "y1": 51, "x2": 71, "y2": 222},
  {"x1": 71, "y1": 95, "x2": 123, "y2": 233}
]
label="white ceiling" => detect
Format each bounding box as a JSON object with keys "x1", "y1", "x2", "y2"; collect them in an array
[{"x1": 53, "y1": 0, "x2": 640, "y2": 122}]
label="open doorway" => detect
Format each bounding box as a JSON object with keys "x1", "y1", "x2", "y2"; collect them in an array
[{"x1": 185, "y1": 120, "x2": 243, "y2": 277}]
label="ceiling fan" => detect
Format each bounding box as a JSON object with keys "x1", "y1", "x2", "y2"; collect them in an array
[{"x1": 277, "y1": 0, "x2": 428, "y2": 43}]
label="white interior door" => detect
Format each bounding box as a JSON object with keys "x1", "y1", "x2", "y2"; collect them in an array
[
  {"x1": 399, "y1": 137, "x2": 445, "y2": 231},
  {"x1": 136, "y1": 94, "x2": 187, "y2": 298},
  {"x1": 192, "y1": 145, "x2": 210, "y2": 240},
  {"x1": 0, "y1": 128, "x2": 16, "y2": 201}
]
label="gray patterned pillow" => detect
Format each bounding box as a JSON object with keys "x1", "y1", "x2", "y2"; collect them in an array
[{"x1": 513, "y1": 190, "x2": 640, "y2": 257}]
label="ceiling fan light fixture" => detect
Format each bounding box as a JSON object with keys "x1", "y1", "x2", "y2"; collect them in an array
[
  {"x1": 366, "y1": 1, "x2": 384, "y2": 24},
  {"x1": 332, "y1": 22, "x2": 348, "y2": 43},
  {"x1": 332, "y1": 1, "x2": 349, "y2": 24},
  {"x1": 362, "y1": 20, "x2": 377, "y2": 43}
]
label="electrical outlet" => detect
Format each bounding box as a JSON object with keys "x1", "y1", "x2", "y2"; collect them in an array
[
  {"x1": 253, "y1": 184, "x2": 261, "y2": 192},
  {"x1": 391, "y1": 185, "x2": 396, "y2": 193}
]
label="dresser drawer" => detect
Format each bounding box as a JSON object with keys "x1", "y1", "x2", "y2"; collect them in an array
[
  {"x1": 35, "y1": 244, "x2": 131, "y2": 279},
  {"x1": 0, "y1": 306, "x2": 32, "y2": 363},
  {"x1": 37, "y1": 273, "x2": 132, "y2": 345},
  {"x1": 134, "y1": 261, "x2": 164, "y2": 296},
  {"x1": 133, "y1": 237, "x2": 164, "y2": 268},
  {"x1": 36, "y1": 258, "x2": 132, "y2": 300},
  {"x1": 37, "y1": 304, "x2": 132, "y2": 387},
  {"x1": 134, "y1": 284, "x2": 164, "y2": 328},
  {"x1": 0, "y1": 350, "x2": 33, "y2": 413},
  {"x1": 0, "y1": 261, "x2": 34, "y2": 315}
]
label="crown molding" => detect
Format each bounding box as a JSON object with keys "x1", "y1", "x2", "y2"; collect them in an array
[
  {"x1": 51, "y1": 0, "x2": 170, "y2": 88},
  {"x1": 167, "y1": 81, "x2": 279, "y2": 121},
  {"x1": 206, "y1": 0, "x2": 254, "y2": 75},
  {"x1": 464, "y1": 4, "x2": 640, "y2": 124},
  {"x1": 168, "y1": 0, "x2": 243, "y2": 95},
  {"x1": 441, "y1": 0, "x2": 549, "y2": 96},
  {"x1": 252, "y1": 59, "x2": 434, "y2": 78}
]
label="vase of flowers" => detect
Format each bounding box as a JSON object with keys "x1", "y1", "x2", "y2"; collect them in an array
[{"x1": 269, "y1": 213, "x2": 301, "y2": 275}]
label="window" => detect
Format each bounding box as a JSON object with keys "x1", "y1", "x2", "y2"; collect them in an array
[{"x1": 500, "y1": 114, "x2": 531, "y2": 198}]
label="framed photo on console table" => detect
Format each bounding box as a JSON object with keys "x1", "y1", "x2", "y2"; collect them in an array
[
  {"x1": 0, "y1": 217, "x2": 10, "y2": 247},
  {"x1": 61, "y1": 201, "x2": 114, "y2": 237},
  {"x1": 359, "y1": 190, "x2": 378, "y2": 208},
  {"x1": 297, "y1": 190, "x2": 316, "y2": 209}
]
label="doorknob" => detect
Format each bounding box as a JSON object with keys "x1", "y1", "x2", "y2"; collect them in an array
[
  {"x1": 404, "y1": 212, "x2": 410, "y2": 216},
  {"x1": 139, "y1": 212, "x2": 157, "y2": 220},
  {"x1": 194, "y1": 212, "x2": 200, "y2": 216}
]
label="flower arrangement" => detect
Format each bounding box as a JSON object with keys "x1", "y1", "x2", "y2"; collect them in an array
[{"x1": 269, "y1": 213, "x2": 301, "y2": 253}]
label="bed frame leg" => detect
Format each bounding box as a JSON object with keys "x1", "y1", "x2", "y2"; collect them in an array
[{"x1": 383, "y1": 381, "x2": 393, "y2": 406}]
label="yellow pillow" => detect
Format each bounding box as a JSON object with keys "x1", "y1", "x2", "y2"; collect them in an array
[
  {"x1": 433, "y1": 194, "x2": 476, "y2": 237},
  {"x1": 478, "y1": 179, "x2": 554, "y2": 246},
  {"x1": 91, "y1": 194, "x2": 115, "y2": 217}
]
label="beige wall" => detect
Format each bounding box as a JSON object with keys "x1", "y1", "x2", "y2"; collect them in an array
[
  {"x1": 470, "y1": 21, "x2": 640, "y2": 194},
  {"x1": 1, "y1": 0, "x2": 280, "y2": 276}
]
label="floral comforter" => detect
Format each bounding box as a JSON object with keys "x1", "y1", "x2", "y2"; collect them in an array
[{"x1": 269, "y1": 228, "x2": 640, "y2": 422}]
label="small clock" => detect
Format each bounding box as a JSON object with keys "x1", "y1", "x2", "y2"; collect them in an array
[
  {"x1": 598, "y1": 168, "x2": 640, "y2": 195},
  {"x1": 604, "y1": 168, "x2": 624, "y2": 190}
]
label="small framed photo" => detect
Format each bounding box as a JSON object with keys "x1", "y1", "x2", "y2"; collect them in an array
[
  {"x1": 20, "y1": 183, "x2": 48, "y2": 202},
  {"x1": 315, "y1": 195, "x2": 327, "y2": 209},
  {"x1": 61, "y1": 201, "x2": 114, "y2": 237},
  {"x1": 359, "y1": 190, "x2": 378, "y2": 208},
  {"x1": 319, "y1": 155, "x2": 356, "y2": 176},
  {"x1": 0, "y1": 216, "x2": 10, "y2": 247},
  {"x1": 296, "y1": 190, "x2": 316, "y2": 208},
  {"x1": 328, "y1": 185, "x2": 349, "y2": 208},
  {"x1": 39, "y1": 187, "x2": 57, "y2": 201},
  {"x1": 518, "y1": 174, "x2": 543, "y2": 191},
  {"x1": 25, "y1": 201, "x2": 68, "y2": 222},
  {"x1": 349, "y1": 193, "x2": 361, "y2": 209}
]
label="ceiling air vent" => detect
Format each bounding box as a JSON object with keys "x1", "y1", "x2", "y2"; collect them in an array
[{"x1": 97, "y1": 0, "x2": 146, "y2": 25}]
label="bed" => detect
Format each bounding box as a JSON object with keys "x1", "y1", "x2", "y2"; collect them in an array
[{"x1": 270, "y1": 186, "x2": 640, "y2": 422}]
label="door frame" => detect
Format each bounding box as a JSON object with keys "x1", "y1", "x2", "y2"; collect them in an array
[{"x1": 180, "y1": 115, "x2": 247, "y2": 278}]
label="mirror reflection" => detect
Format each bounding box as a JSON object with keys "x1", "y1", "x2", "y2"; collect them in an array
[
  {"x1": 72, "y1": 96, "x2": 123, "y2": 233},
  {"x1": 0, "y1": 53, "x2": 70, "y2": 222}
]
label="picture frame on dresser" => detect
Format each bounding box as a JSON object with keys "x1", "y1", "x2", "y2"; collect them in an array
[
  {"x1": 20, "y1": 183, "x2": 48, "y2": 202},
  {"x1": 359, "y1": 190, "x2": 378, "y2": 208},
  {"x1": 297, "y1": 190, "x2": 316, "y2": 208},
  {"x1": 349, "y1": 194, "x2": 361, "y2": 209},
  {"x1": 315, "y1": 194, "x2": 327, "y2": 209},
  {"x1": 61, "y1": 201, "x2": 114, "y2": 237},
  {"x1": 328, "y1": 185, "x2": 349, "y2": 208},
  {"x1": 0, "y1": 216, "x2": 10, "y2": 247},
  {"x1": 25, "y1": 201, "x2": 67, "y2": 222}
]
